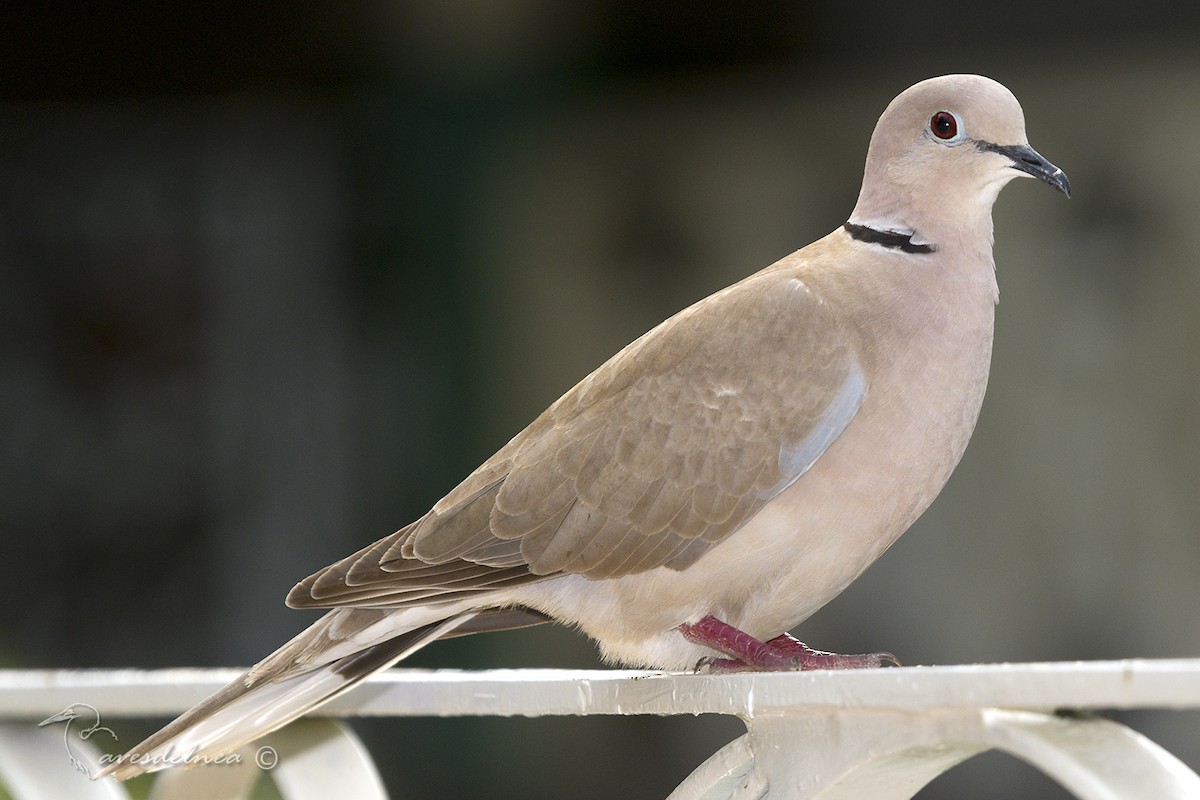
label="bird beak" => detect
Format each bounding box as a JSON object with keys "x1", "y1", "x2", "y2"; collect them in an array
[{"x1": 980, "y1": 142, "x2": 1071, "y2": 198}]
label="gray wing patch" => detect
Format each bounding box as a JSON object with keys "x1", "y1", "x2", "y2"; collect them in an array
[{"x1": 764, "y1": 358, "x2": 867, "y2": 497}]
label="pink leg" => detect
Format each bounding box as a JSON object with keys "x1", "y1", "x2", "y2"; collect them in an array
[{"x1": 678, "y1": 615, "x2": 900, "y2": 672}]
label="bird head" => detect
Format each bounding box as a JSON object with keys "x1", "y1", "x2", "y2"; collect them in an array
[
  {"x1": 851, "y1": 74, "x2": 1069, "y2": 243},
  {"x1": 38, "y1": 705, "x2": 83, "y2": 726}
]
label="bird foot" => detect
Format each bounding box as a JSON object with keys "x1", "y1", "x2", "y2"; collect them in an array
[{"x1": 678, "y1": 615, "x2": 899, "y2": 672}]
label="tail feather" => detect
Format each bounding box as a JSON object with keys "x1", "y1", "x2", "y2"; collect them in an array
[{"x1": 95, "y1": 610, "x2": 474, "y2": 781}]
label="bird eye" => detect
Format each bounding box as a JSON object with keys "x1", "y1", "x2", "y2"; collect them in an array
[{"x1": 929, "y1": 111, "x2": 961, "y2": 141}]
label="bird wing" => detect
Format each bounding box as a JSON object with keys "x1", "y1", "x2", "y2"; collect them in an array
[{"x1": 290, "y1": 262, "x2": 867, "y2": 609}]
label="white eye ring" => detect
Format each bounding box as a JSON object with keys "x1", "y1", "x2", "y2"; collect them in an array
[{"x1": 928, "y1": 110, "x2": 967, "y2": 145}]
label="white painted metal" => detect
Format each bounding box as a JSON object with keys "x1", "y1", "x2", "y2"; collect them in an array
[
  {"x1": 146, "y1": 743, "x2": 260, "y2": 800},
  {"x1": 1, "y1": 660, "x2": 1198, "y2": 799},
  {"x1": 3, "y1": 659, "x2": 1199, "y2": 719},
  {"x1": 0, "y1": 723, "x2": 128, "y2": 800},
  {"x1": 146, "y1": 719, "x2": 388, "y2": 800},
  {"x1": 667, "y1": 734, "x2": 764, "y2": 800},
  {"x1": 684, "y1": 708, "x2": 1200, "y2": 800},
  {"x1": 262, "y1": 718, "x2": 389, "y2": 800}
]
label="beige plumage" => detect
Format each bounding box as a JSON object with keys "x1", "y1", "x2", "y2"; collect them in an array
[{"x1": 99, "y1": 74, "x2": 1069, "y2": 780}]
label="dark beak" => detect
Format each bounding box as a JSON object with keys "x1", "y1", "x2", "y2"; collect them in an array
[{"x1": 979, "y1": 141, "x2": 1071, "y2": 198}]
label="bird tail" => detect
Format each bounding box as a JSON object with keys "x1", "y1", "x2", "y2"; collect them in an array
[{"x1": 95, "y1": 607, "x2": 475, "y2": 781}]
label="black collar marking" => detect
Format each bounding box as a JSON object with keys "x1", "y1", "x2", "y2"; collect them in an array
[{"x1": 843, "y1": 222, "x2": 935, "y2": 254}]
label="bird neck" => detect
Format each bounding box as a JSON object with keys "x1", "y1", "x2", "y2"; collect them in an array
[
  {"x1": 849, "y1": 158, "x2": 1004, "y2": 256},
  {"x1": 846, "y1": 200, "x2": 996, "y2": 272}
]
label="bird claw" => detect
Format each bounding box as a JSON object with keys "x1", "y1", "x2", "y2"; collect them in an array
[
  {"x1": 765, "y1": 634, "x2": 901, "y2": 670},
  {"x1": 681, "y1": 616, "x2": 900, "y2": 672},
  {"x1": 704, "y1": 657, "x2": 752, "y2": 674}
]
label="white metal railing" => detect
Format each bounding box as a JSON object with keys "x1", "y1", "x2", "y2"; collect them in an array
[{"x1": 1, "y1": 659, "x2": 1199, "y2": 799}]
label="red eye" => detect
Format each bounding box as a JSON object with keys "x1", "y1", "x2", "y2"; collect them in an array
[{"x1": 930, "y1": 111, "x2": 958, "y2": 140}]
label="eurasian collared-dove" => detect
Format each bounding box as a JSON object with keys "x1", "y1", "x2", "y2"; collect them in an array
[{"x1": 99, "y1": 74, "x2": 1069, "y2": 780}]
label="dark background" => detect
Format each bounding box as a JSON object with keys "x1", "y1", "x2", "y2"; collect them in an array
[{"x1": 3, "y1": 2, "x2": 1199, "y2": 798}]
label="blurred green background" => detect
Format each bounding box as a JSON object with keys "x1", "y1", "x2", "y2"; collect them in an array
[{"x1": 2, "y1": 1, "x2": 1199, "y2": 797}]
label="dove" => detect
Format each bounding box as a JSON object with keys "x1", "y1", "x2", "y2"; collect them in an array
[{"x1": 98, "y1": 74, "x2": 1069, "y2": 780}]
